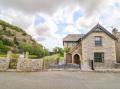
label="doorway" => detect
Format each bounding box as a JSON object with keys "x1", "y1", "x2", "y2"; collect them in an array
[{"x1": 74, "y1": 54, "x2": 81, "y2": 68}]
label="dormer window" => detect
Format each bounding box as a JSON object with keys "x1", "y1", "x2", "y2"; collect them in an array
[{"x1": 95, "y1": 36, "x2": 102, "y2": 46}]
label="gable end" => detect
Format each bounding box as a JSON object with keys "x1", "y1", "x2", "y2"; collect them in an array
[{"x1": 82, "y1": 24, "x2": 117, "y2": 40}]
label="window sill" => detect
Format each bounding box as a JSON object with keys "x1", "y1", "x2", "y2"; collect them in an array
[{"x1": 94, "y1": 62, "x2": 104, "y2": 63}]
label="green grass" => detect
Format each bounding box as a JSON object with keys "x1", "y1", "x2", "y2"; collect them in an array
[
  {"x1": 10, "y1": 54, "x2": 19, "y2": 59},
  {"x1": 43, "y1": 54, "x2": 64, "y2": 61},
  {"x1": 59, "y1": 56, "x2": 64, "y2": 60},
  {"x1": 0, "y1": 54, "x2": 7, "y2": 58},
  {"x1": 29, "y1": 55, "x2": 39, "y2": 59}
]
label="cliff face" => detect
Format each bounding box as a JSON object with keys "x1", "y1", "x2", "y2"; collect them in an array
[{"x1": 0, "y1": 20, "x2": 42, "y2": 53}]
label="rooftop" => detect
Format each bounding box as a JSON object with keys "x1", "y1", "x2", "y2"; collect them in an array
[{"x1": 63, "y1": 34, "x2": 84, "y2": 42}]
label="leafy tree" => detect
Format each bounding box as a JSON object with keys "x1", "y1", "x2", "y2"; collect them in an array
[
  {"x1": 2, "y1": 38, "x2": 14, "y2": 46},
  {"x1": 19, "y1": 42, "x2": 49, "y2": 58},
  {"x1": 0, "y1": 41, "x2": 10, "y2": 53},
  {"x1": 0, "y1": 41, "x2": 4, "y2": 47},
  {"x1": 59, "y1": 48, "x2": 64, "y2": 57},
  {"x1": 44, "y1": 49, "x2": 49, "y2": 56},
  {"x1": 53, "y1": 47, "x2": 64, "y2": 56},
  {"x1": 64, "y1": 47, "x2": 70, "y2": 53}
]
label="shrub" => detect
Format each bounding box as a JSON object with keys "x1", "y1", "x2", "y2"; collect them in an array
[
  {"x1": 22, "y1": 32, "x2": 27, "y2": 36},
  {"x1": 19, "y1": 42, "x2": 48, "y2": 58},
  {"x1": 2, "y1": 38, "x2": 14, "y2": 46},
  {"x1": 10, "y1": 54, "x2": 19, "y2": 60},
  {"x1": 0, "y1": 41, "x2": 11, "y2": 53}
]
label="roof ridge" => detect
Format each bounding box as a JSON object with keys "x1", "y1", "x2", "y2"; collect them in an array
[
  {"x1": 63, "y1": 34, "x2": 84, "y2": 42},
  {"x1": 82, "y1": 24, "x2": 117, "y2": 40}
]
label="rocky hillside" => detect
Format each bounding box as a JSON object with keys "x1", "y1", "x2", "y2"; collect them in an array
[{"x1": 0, "y1": 20, "x2": 46, "y2": 56}]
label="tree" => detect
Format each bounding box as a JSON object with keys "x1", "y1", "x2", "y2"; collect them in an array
[
  {"x1": 53, "y1": 47, "x2": 59, "y2": 53},
  {"x1": 19, "y1": 42, "x2": 49, "y2": 58},
  {"x1": 64, "y1": 47, "x2": 70, "y2": 53},
  {"x1": 53, "y1": 47, "x2": 64, "y2": 56},
  {"x1": 2, "y1": 38, "x2": 14, "y2": 46},
  {"x1": 0, "y1": 41, "x2": 10, "y2": 53},
  {"x1": 44, "y1": 49, "x2": 49, "y2": 56}
]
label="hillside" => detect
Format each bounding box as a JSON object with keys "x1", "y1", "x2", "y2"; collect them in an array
[{"x1": 0, "y1": 20, "x2": 48, "y2": 57}]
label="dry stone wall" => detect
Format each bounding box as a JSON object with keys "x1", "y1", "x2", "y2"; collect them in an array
[
  {"x1": 17, "y1": 55, "x2": 43, "y2": 72},
  {"x1": 0, "y1": 52, "x2": 43, "y2": 72},
  {"x1": 0, "y1": 58, "x2": 10, "y2": 71}
]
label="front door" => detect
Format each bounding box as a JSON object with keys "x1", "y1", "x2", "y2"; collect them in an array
[
  {"x1": 66, "y1": 53, "x2": 72, "y2": 63},
  {"x1": 74, "y1": 54, "x2": 81, "y2": 68}
]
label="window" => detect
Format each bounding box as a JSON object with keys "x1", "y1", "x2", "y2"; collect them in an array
[
  {"x1": 94, "y1": 52, "x2": 104, "y2": 62},
  {"x1": 95, "y1": 36, "x2": 102, "y2": 46}
]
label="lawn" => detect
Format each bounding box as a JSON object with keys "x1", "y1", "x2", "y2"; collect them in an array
[
  {"x1": 43, "y1": 54, "x2": 64, "y2": 61},
  {"x1": 0, "y1": 54, "x2": 7, "y2": 58},
  {"x1": 29, "y1": 55, "x2": 39, "y2": 59}
]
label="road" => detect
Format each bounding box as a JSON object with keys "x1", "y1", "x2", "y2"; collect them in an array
[{"x1": 0, "y1": 71, "x2": 120, "y2": 89}]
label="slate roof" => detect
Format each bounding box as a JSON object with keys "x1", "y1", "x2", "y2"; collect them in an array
[
  {"x1": 82, "y1": 24, "x2": 117, "y2": 40},
  {"x1": 63, "y1": 34, "x2": 84, "y2": 42},
  {"x1": 63, "y1": 24, "x2": 117, "y2": 42}
]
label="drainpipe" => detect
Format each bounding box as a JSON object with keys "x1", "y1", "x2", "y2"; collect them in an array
[{"x1": 90, "y1": 59, "x2": 95, "y2": 70}]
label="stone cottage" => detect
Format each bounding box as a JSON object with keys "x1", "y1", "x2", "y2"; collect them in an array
[{"x1": 63, "y1": 24, "x2": 120, "y2": 70}]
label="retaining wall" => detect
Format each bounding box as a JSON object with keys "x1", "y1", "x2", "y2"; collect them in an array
[
  {"x1": 0, "y1": 58, "x2": 10, "y2": 71},
  {"x1": 17, "y1": 58, "x2": 43, "y2": 72}
]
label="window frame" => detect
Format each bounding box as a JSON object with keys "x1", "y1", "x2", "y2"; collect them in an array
[
  {"x1": 94, "y1": 52, "x2": 104, "y2": 63},
  {"x1": 95, "y1": 36, "x2": 102, "y2": 46}
]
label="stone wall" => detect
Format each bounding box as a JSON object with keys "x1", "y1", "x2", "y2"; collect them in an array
[
  {"x1": 112, "y1": 29, "x2": 120, "y2": 63},
  {"x1": 0, "y1": 51, "x2": 11, "y2": 71},
  {"x1": 64, "y1": 42, "x2": 78, "y2": 50},
  {"x1": 17, "y1": 55, "x2": 43, "y2": 72},
  {"x1": 114, "y1": 63, "x2": 120, "y2": 68},
  {"x1": 82, "y1": 31, "x2": 116, "y2": 69},
  {"x1": 94, "y1": 60, "x2": 115, "y2": 69},
  {"x1": 0, "y1": 52, "x2": 44, "y2": 72},
  {"x1": 0, "y1": 58, "x2": 10, "y2": 71}
]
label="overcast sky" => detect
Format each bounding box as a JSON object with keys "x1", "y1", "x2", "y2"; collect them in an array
[{"x1": 0, "y1": 0, "x2": 120, "y2": 51}]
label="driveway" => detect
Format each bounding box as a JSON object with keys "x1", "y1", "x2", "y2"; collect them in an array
[{"x1": 0, "y1": 71, "x2": 120, "y2": 89}]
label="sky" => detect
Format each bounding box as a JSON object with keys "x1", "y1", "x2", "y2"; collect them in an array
[{"x1": 0, "y1": 0, "x2": 120, "y2": 51}]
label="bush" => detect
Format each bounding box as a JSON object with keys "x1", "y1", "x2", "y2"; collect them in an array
[
  {"x1": 19, "y1": 42, "x2": 49, "y2": 58},
  {"x1": 0, "y1": 54, "x2": 7, "y2": 58},
  {"x1": 53, "y1": 47, "x2": 64, "y2": 57},
  {"x1": 10, "y1": 54, "x2": 19, "y2": 60},
  {"x1": 64, "y1": 47, "x2": 70, "y2": 53},
  {"x1": 22, "y1": 32, "x2": 27, "y2": 36},
  {"x1": 43, "y1": 54, "x2": 63, "y2": 61},
  {"x1": 2, "y1": 38, "x2": 14, "y2": 46},
  {"x1": 0, "y1": 41, "x2": 11, "y2": 53},
  {"x1": 29, "y1": 55, "x2": 39, "y2": 59}
]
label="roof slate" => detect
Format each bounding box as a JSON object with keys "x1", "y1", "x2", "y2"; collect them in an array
[
  {"x1": 63, "y1": 34, "x2": 84, "y2": 42},
  {"x1": 82, "y1": 24, "x2": 117, "y2": 40},
  {"x1": 63, "y1": 24, "x2": 117, "y2": 42}
]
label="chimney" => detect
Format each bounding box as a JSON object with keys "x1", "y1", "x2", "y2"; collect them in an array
[{"x1": 112, "y1": 28, "x2": 118, "y2": 35}]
